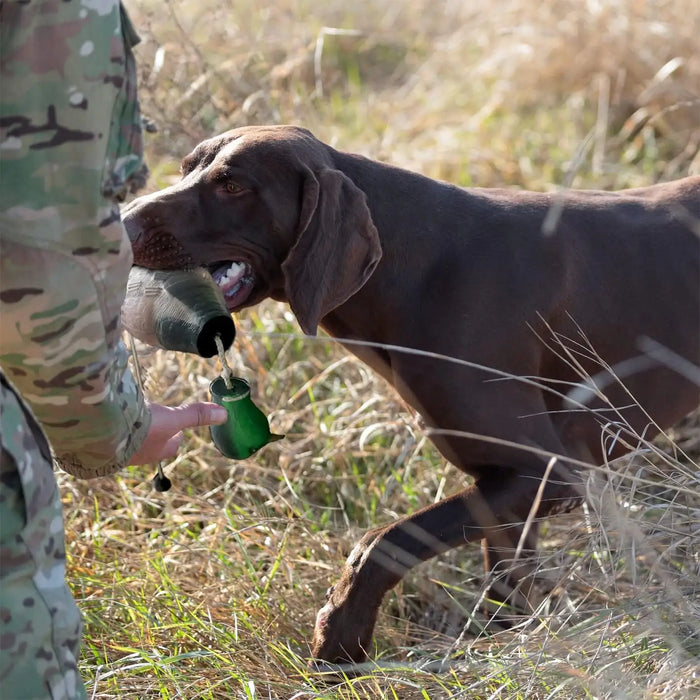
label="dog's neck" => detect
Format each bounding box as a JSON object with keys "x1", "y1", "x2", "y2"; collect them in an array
[{"x1": 314, "y1": 151, "x2": 467, "y2": 380}]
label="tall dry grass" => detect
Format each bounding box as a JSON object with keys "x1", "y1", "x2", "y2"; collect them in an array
[
  {"x1": 130, "y1": 0, "x2": 699, "y2": 187},
  {"x1": 57, "y1": 0, "x2": 699, "y2": 697}
]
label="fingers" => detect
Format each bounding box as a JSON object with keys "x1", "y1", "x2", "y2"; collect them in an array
[
  {"x1": 128, "y1": 402, "x2": 228, "y2": 466},
  {"x1": 160, "y1": 433, "x2": 184, "y2": 460},
  {"x1": 128, "y1": 428, "x2": 183, "y2": 466}
]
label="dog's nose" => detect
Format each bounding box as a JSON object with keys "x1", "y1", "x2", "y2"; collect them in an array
[{"x1": 125, "y1": 227, "x2": 195, "y2": 270}]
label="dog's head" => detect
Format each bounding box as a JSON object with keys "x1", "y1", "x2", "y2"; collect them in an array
[{"x1": 123, "y1": 125, "x2": 382, "y2": 335}]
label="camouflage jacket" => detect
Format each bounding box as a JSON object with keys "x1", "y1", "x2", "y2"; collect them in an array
[{"x1": 0, "y1": 0, "x2": 151, "y2": 478}]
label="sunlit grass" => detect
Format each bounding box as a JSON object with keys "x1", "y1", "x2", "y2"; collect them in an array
[
  {"x1": 61, "y1": 314, "x2": 699, "y2": 698},
  {"x1": 57, "y1": 0, "x2": 700, "y2": 697}
]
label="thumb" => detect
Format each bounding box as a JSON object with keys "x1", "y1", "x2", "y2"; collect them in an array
[{"x1": 166, "y1": 402, "x2": 229, "y2": 430}]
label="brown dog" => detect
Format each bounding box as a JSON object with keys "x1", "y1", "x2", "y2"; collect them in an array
[{"x1": 122, "y1": 125, "x2": 700, "y2": 664}]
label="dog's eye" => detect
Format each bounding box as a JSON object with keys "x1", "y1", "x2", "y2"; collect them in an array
[{"x1": 225, "y1": 181, "x2": 244, "y2": 195}]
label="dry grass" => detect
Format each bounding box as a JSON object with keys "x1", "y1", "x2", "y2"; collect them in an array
[
  {"x1": 59, "y1": 0, "x2": 700, "y2": 697},
  {"x1": 130, "y1": 0, "x2": 700, "y2": 188}
]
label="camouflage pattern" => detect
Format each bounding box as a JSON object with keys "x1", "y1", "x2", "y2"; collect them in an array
[
  {"x1": 0, "y1": 1, "x2": 152, "y2": 697},
  {"x1": 1, "y1": 375, "x2": 85, "y2": 700},
  {"x1": 0, "y1": 0, "x2": 151, "y2": 478}
]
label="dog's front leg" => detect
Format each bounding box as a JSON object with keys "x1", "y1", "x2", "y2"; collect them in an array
[
  {"x1": 310, "y1": 526, "x2": 397, "y2": 664},
  {"x1": 309, "y1": 467, "x2": 581, "y2": 664},
  {"x1": 310, "y1": 480, "x2": 517, "y2": 664}
]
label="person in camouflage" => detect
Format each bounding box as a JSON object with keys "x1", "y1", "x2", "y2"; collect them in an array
[{"x1": 0, "y1": 2, "x2": 227, "y2": 698}]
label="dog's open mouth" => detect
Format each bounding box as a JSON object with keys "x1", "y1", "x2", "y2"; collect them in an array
[{"x1": 210, "y1": 261, "x2": 255, "y2": 310}]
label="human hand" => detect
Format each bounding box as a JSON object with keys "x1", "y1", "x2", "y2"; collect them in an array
[{"x1": 128, "y1": 402, "x2": 228, "y2": 465}]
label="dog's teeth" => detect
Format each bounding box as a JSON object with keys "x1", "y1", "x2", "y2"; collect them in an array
[
  {"x1": 223, "y1": 262, "x2": 244, "y2": 281},
  {"x1": 216, "y1": 261, "x2": 246, "y2": 287}
]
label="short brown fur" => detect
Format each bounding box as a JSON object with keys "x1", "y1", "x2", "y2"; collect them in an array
[{"x1": 123, "y1": 125, "x2": 700, "y2": 664}]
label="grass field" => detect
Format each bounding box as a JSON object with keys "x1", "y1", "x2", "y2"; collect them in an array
[{"x1": 60, "y1": 0, "x2": 699, "y2": 697}]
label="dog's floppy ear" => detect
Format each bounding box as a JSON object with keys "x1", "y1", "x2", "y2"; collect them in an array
[{"x1": 282, "y1": 168, "x2": 382, "y2": 335}]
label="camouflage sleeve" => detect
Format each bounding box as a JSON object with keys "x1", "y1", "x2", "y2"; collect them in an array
[{"x1": 0, "y1": 0, "x2": 151, "y2": 478}]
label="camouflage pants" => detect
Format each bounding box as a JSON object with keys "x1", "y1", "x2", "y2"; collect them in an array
[{"x1": 0, "y1": 374, "x2": 87, "y2": 700}]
